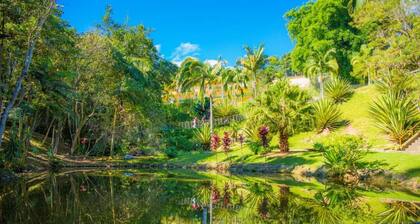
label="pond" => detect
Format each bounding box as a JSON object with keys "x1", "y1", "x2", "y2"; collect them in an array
[{"x1": 0, "y1": 169, "x2": 419, "y2": 224}]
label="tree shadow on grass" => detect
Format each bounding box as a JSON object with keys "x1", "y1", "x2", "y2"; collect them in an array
[
  {"x1": 402, "y1": 167, "x2": 420, "y2": 178},
  {"x1": 266, "y1": 154, "x2": 318, "y2": 166},
  {"x1": 170, "y1": 151, "x2": 215, "y2": 164}
]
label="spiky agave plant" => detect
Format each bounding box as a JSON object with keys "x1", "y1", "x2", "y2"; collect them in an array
[
  {"x1": 312, "y1": 99, "x2": 343, "y2": 133},
  {"x1": 194, "y1": 124, "x2": 212, "y2": 150},
  {"x1": 243, "y1": 127, "x2": 261, "y2": 155},
  {"x1": 325, "y1": 78, "x2": 354, "y2": 103},
  {"x1": 369, "y1": 94, "x2": 420, "y2": 149},
  {"x1": 379, "y1": 201, "x2": 419, "y2": 224}
]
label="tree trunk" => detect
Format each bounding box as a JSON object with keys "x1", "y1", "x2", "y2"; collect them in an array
[
  {"x1": 70, "y1": 127, "x2": 81, "y2": 155},
  {"x1": 42, "y1": 118, "x2": 55, "y2": 145},
  {"x1": 209, "y1": 95, "x2": 214, "y2": 134},
  {"x1": 109, "y1": 105, "x2": 118, "y2": 157},
  {"x1": 318, "y1": 75, "x2": 324, "y2": 99},
  {"x1": 0, "y1": 0, "x2": 55, "y2": 148},
  {"x1": 253, "y1": 74, "x2": 258, "y2": 99},
  {"x1": 279, "y1": 131, "x2": 289, "y2": 152}
]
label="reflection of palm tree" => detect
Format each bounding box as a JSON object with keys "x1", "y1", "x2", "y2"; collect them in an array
[
  {"x1": 307, "y1": 199, "x2": 341, "y2": 224},
  {"x1": 196, "y1": 181, "x2": 212, "y2": 206},
  {"x1": 245, "y1": 182, "x2": 275, "y2": 218},
  {"x1": 379, "y1": 201, "x2": 419, "y2": 224},
  {"x1": 278, "y1": 185, "x2": 290, "y2": 210}
]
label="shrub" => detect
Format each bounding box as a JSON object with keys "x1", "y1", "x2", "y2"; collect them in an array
[
  {"x1": 162, "y1": 128, "x2": 195, "y2": 151},
  {"x1": 376, "y1": 70, "x2": 417, "y2": 98},
  {"x1": 325, "y1": 78, "x2": 354, "y2": 103},
  {"x1": 193, "y1": 98, "x2": 210, "y2": 119},
  {"x1": 214, "y1": 102, "x2": 239, "y2": 118},
  {"x1": 258, "y1": 126, "x2": 269, "y2": 148},
  {"x1": 164, "y1": 147, "x2": 178, "y2": 158},
  {"x1": 230, "y1": 121, "x2": 241, "y2": 141},
  {"x1": 244, "y1": 127, "x2": 262, "y2": 155},
  {"x1": 211, "y1": 133, "x2": 221, "y2": 151},
  {"x1": 313, "y1": 99, "x2": 343, "y2": 133},
  {"x1": 222, "y1": 132, "x2": 231, "y2": 154},
  {"x1": 369, "y1": 94, "x2": 420, "y2": 148},
  {"x1": 315, "y1": 135, "x2": 377, "y2": 178},
  {"x1": 194, "y1": 124, "x2": 212, "y2": 150}
]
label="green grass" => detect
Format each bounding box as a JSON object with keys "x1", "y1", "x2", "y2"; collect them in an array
[
  {"x1": 284, "y1": 85, "x2": 392, "y2": 150},
  {"x1": 338, "y1": 85, "x2": 390, "y2": 148},
  {"x1": 364, "y1": 152, "x2": 420, "y2": 177},
  {"x1": 164, "y1": 144, "x2": 420, "y2": 179}
]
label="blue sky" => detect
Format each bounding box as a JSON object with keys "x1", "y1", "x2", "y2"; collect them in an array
[{"x1": 59, "y1": 0, "x2": 307, "y2": 65}]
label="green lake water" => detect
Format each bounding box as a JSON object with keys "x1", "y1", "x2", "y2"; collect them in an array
[{"x1": 0, "y1": 169, "x2": 419, "y2": 223}]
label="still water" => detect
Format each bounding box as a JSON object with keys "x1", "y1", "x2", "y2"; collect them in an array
[{"x1": 0, "y1": 169, "x2": 419, "y2": 224}]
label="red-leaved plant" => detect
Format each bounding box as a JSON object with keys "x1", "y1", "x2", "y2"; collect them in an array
[
  {"x1": 211, "y1": 134, "x2": 220, "y2": 151},
  {"x1": 222, "y1": 132, "x2": 231, "y2": 154},
  {"x1": 259, "y1": 126, "x2": 269, "y2": 148}
]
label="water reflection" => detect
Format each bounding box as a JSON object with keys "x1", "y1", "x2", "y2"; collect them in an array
[{"x1": 0, "y1": 170, "x2": 419, "y2": 224}]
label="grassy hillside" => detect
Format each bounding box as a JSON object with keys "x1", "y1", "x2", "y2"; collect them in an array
[
  {"x1": 338, "y1": 85, "x2": 390, "y2": 148},
  {"x1": 289, "y1": 85, "x2": 391, "y2": 150}
]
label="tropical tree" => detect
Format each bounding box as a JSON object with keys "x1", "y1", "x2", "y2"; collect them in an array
[
  {"x1": 176, "y1": 58, "x2": 222, "y2": 133},
  {"x1": 222, "y1": 68, "x2": 249, "y2": 103},
  {"x1": 286, "y1": 0, "x2": 360, "y2": 79},
  {"x1": 304, "y1": 49, "x2": 339, "y2": 99},
  {"x1": 250, "y1": 79, "x2": 311, "y2": 152},
  {"x1": 239, "y1": 45, "x2": 266, "y2": 99},
  {"x1": 0, "y1": 0, "x2": 57, "y2": 147}
]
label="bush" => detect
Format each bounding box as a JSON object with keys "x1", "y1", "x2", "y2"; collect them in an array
[
  {"x1": 313, "y1": 99, "x2": 343, "y2": 133},
  {"x1": 325, "y1": 78, "x2": 354, "y2": 103},
  {"x1": 376, "y1": 70, "x2": 417, "y2": 98},
  {"x1": 369, "y1": 93, "x2": 420, "y2": 148},
  {"x1": 314, "y1": 135, "x2": 376, "y2": 178},
  {"x1": 194, "y1": 124, "x2": 212, "y2": 150},
  {"x1": 243, "y1": 127, "x2": 262, "y2": 155},
  {"x1": 162, "y1": 128, "x2": 195, "y2": 151},
  {"x1": 214, "y1": 102, "x2": 239, "y2": 118},
  {"x1": 164, "y1": 147, "x2": 178, "y2": 158}
]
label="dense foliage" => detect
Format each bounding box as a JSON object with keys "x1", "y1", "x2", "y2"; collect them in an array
[{"x1": 0, "y1": 3, "x2": 177, "y2": 165}]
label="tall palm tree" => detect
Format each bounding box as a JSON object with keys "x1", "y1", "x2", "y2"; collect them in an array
[
  {"x1": 239, "y1": 45, "x2": 266, "y2": 99},
  {"x1": 221, "y1": 68, "x2": 249, "y2": 103},
  {"x1": 304, "y1": 49, "x2": 339, "y2": 99},
  {"x1": 351, "y1": 45, "x2": 376, "y2": 85},
  {"x1": 176, "y1": 57, "x2": 222, "y2": 133}
]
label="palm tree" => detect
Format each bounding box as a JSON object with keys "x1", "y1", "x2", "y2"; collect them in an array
[
  {"x1": 221, "y1": 67, "x2": 249, "y2": 103},
  {"x1": 351, "y1": 45, "x2": 376, "y2": 85},
  {"x1": 304, "y1": 49, "x2": 339, "y2": 99},
  {"x1": 176, "y1": 57, "x2": 222, "y2": 133},
  {"x1": 239, "y1": 45, "x2": 266, "y2": 99},
  {"x1": 251, "y1": 79, "x2": 311, "y2": 152}
]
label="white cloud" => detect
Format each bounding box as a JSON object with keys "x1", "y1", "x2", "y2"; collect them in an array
[
  {"x1": 204, "y1": 59, "x2": 219, "y2": 67},
  {"x1": 171, "y1": 42, "x2": 200, "y2": 66},
  {"x1": 204, "y1": 59, "x2": 229, "y2": 67},
  {"x1": 155, "y1": 44, "x2": 161, "y2": 53}
]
